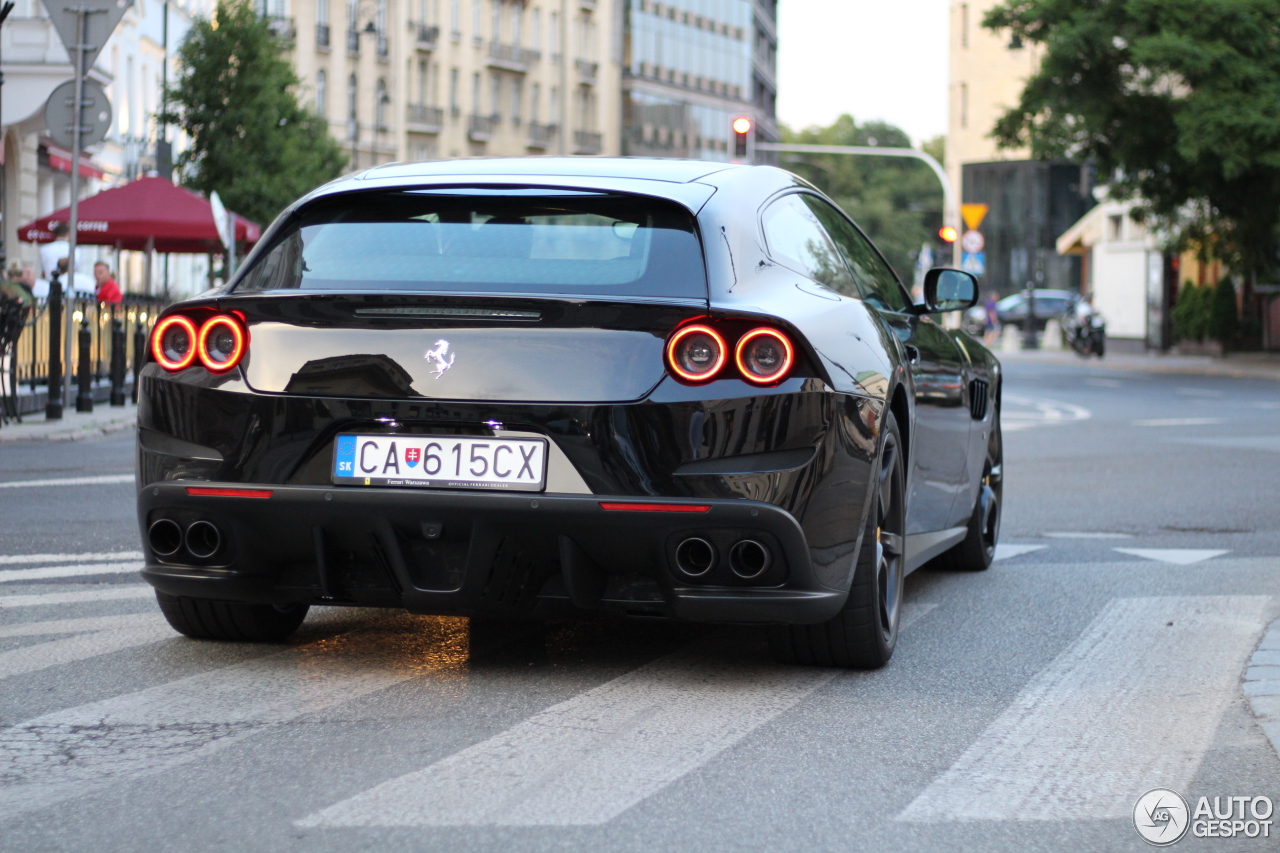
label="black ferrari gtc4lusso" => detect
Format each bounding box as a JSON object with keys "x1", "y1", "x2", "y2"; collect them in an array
[{"x1": 137, "y1": 158, "x2": 1002, "y2": 668}]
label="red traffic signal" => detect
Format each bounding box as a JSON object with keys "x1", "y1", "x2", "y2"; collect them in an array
[
  {"x1": 938, "y1": 225, "x2": 959, "y2": 243},
  {"x1": 733, "y1": 116, "x2": 752, "y2": 158}
]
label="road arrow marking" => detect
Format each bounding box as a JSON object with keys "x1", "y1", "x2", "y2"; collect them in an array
[
  {"x1": 1113, "y1": 548, "x2": 1231, "y2": 565},
  {"x1": 993, "y1": 544, "x2": 1046, "y2": 561}
]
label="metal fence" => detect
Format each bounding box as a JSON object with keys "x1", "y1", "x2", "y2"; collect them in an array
[{"x1": 5, "y1": 293, "x2": 166, "y2": 409}]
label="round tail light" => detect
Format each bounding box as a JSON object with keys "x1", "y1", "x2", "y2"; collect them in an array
[
  {"x1": 735, "y1": 328, "x2": 794, "y2": 384},
  {"x1": 667, "y1": 325, "x2": 727, "y2": 382},
  {"x1": 197, "y1": 315, "x2": 247, "y2": 372},
  {"x1": 151, "y1": 315, "x2": 199, "y2": 371}
]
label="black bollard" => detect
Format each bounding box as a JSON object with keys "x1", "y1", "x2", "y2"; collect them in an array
[
  {"x1": 109, "y1": 318, "x2": 126, "y2": 406},
  {"x1": 45, "y1": 279, "x2": 63, "y2": 420},
  {"x1": 76, "y1": 315, "x2": 94, "y2": 413},
  {"x1": 131, "y1": 322, "x2": 146, "y2": 404}
]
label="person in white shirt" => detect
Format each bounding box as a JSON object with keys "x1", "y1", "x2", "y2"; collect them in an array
[
  {"x1": 53, "y1": 257, "x2": 95, "y2": 296},
  {"x1": 40, "y1": 222, "x2": 70, "y2": 280}
]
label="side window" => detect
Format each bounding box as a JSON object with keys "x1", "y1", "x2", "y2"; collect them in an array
[
  {"x1": 760, "y1": 194, "x2": 858, "y2": 296},
  {"x1": 801, "y1": 195, "x2": 912, "y2": 313}
]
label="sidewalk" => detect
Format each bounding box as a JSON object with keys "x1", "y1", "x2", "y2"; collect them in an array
[
  {"x1": 0, "y1": 403, "x2": 137, "y2": 442},
  {"x1": 999, "y1": 348, "x2": 1280, "y2": 382}
]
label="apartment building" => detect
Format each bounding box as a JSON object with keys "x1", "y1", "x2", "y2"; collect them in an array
[
  {"x1": 621, "y1": 0, "x2": 776, "y2": 160},
  {"x1": 947, "y1": 0, "x2": 1088, "y2": 297},
  {"x1": 276, "y1": 0, "x2": 619, "y2": 165}
]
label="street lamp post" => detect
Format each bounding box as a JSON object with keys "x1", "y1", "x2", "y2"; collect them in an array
[{"x1": 754, "y1": 142, "x2": 960, "y2": 268}]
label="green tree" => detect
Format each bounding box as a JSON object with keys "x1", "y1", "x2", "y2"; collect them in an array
[
  {"x1": 780, "y1": 115, "x2": 945, "y2": 281},
  {"x1": 983, "y1": 0, "x2": 1280, "y2": 334},
  {"x1": 163, "y1": 0, "x2": 346, "y2": 229}
]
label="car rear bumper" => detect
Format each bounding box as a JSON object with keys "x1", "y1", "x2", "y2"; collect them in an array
[{"x1": 137, "y1": 482, "x2": 850, "y2": 625}]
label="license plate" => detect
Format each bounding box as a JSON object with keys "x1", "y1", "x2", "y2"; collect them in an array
[{"x1": 332, "y1": 434, "x2": 547, "y2": 492}]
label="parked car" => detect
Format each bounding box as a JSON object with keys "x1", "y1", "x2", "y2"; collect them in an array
[
  {"x1": 136, "y1": 158, "x2": 1003, "y2": 669},
  {"x1": 995, "y1": 289, "x2": 1077, "y2": 331}
]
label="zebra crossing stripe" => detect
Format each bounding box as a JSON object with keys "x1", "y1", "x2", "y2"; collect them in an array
[
  {"x1": 896, "y1": 595, "x2": 1270, "y2": 823},
  {"x1": 0, "y1": 562, "x2": 145, "y2": 583},
  {"x1": 0, "y1": 552, "x2": 143, "y2": 565},
  {"x1": 0, "y1": 586, "x2": 154, "y2": 608}
]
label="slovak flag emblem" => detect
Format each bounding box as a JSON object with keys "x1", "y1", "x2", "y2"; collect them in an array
[{"x1": 405, "y1": 447, "x2": 421, "y2": 468}]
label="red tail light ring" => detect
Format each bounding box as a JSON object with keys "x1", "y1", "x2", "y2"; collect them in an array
[
  {"x1": 735, "y1": 328, "x2": 794, "y2": 385},
  {"x1": 196, "y1": 315, "x2": 248, "y2": 372},
  {"x1": 666, "y1": 324, "x2": 727, "y2": 383},
  {"x1": 151, "y1": 315, "x2": 199, "y2": 372}
]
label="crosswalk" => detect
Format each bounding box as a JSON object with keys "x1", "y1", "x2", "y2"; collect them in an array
[
  {"x1": 0, "y1": 549, "x2": 1275, "y2": 833},
  {"x1": 995, "y1": 544, "x2": 1232, "y2": 565}
]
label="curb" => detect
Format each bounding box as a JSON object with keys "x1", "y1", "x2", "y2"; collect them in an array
[
  {"x1": 1246, "y1": 621, "x2": 1280, "y2": 758},
  {"x1": 998, "y1": 350, "x2": 1280, "y2": 382},
  {"x1": 0, "y1": 414, "x2": 137, "y2": 443}
]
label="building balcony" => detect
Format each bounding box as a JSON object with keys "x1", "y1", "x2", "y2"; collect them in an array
[
  {"x1": 347, "y1": 28, "x2": 360, "y2": 55},
  {"x1": 487, "y1": 42, "x2": 540, "y2": 73},
  {"x1": 265, "y1": 15, "x2": 296, "y2": 45},
  {"x1": 573, "y1": 130, "x2": 602, "y2": 155},
  {"x1": 468, "y1": 113, "x2": 496, "y2": 142},
  {"x1": 316, "y1": 23, "x2": 330, "y2": 49},
  {"x1": 527, "y1": 122, "x2": 557, "y2": 149},
  {"x1": 413, "y1": 23, "x2": 440, "y2": 51},
  {"x1": 575, "y1": 58, "x2": 598, "y2": 85},
  {"x1": 406, "y1": 104, "x2": 444, "y2": 133},
  {"x1": 752, "y1": 53, "x2": 776, "y2": 94},
  {"x1": 579, "y1": 0, "x2": 597, "y2": 10}
]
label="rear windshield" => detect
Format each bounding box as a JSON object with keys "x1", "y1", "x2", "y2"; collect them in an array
[{"x1": 233, "y1": 190, "x2": 707, "y2": 300}]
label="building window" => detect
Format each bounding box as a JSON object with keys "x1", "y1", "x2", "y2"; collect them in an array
[
  {"x1": 317, "y1": 0, "x2": 328, "y2": 27},
  {"x1": 512, "y1": 2, "x2": 522, "y2": 46},
  {"x1": 490, "y1": 72, "x2": 501, "y2": 119},
  {"x1": 450, "y1": 0, "x2": 459, "y2": 37},
  {"x1": 376, "y1": 78, "x2": 388, "y2": 130},
  {"x1": 472, "y1": 0, "x2": 481, "y2": 42},
  {"x1": 347, "y1": 73, "x2": 358, "y2": 141},
  {"x1": 530, "y1": 81, "x2": 540, "y2": 123},
  {"x1": 531, "y1": 8, "x2": 540, "y2": 51},
  {"x1": 550, "y1": 85, "x2": 559, "y2": 123},
  {"x1": 472, "y1": 71, "x2": 481, "y2": 114},
  {"x1": 511, "y1": 77, "x2": 522, "y2": 125},
  {"x1": 450, "y1": 67, "x2": 460, "y2": 113},
  {"x1": 316, "y1": 69, "x2": 327, "y2": 117},
  {"x1": 347, "y1": 0, "x2": 357, "y2": 34},
  {"x1": 376, "y1": 0, "x2": 387, "y2": 34},
  {"x1": 549, "y1": 11, "x2": 559, "y2": 57},
  {"x1": 960, "y1": 82, "x2": 969, "y2": 129},
  {"x1": 491, "y1": 0, "x2": 501, "y2": 41},
  {"x1": 961, "y1": 3, "x2": 969, "y2": 49},
  {"x1": 418, "y1": 61, "x2": 428, "y2": 104},
  {"x1": 1108, "y1": 214, "x2": 1124, "y2": 241}
]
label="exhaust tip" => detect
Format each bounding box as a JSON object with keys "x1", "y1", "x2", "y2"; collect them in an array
[
  {"x1": 674, "y1": 537, "x2": 716, "y2": 577},
  {"x1": 184, "y1": 520, "x2": 222, "y2": 559},
  {"x1": 730, "y1": 540, "x2": 772, "y2": 579},
  {"x1": 148, "y1": 518, "x2": 184, "y2": 557}
]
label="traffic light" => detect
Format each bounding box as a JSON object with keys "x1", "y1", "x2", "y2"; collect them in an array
[
  {"x1": 732, "y1": 116, "x2": 752, "y2": 158},
  {"x1": 938, "y1": 225, "x2": 959, "y2": 244}
]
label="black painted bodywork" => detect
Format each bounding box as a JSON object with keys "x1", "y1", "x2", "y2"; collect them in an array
[{"x1": 136, "y1": 158, "x2": 1000, "y2": 624}]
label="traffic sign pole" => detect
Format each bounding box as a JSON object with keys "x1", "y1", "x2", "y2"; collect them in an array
[{"x1": 63, "y1": 6, "x2": 89, "y2": 409}]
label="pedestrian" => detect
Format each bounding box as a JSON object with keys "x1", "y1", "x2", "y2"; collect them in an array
[
  {"x1": 40, "y1": 221, "x2": 70, "y2": 280},
  {"x1": 55, "y1": 257, "x2": 95, "y2": 297},
  {"x1": 983, "y1": 290, "x2": 1001, "y2": 345},
  {"x1": 93, "y1": 261, "x2": 122, "y2": 304},
  {"x1": 1, "y1": 263, "x2": 35, "y2": 307}
]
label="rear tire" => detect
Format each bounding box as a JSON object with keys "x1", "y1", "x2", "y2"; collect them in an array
[
  {"x1": 155, "y1": 592, "x2": 309, "y2": 642},
  {"x1": 769, "y1": 411, "x2": 906, "y2": 669}
]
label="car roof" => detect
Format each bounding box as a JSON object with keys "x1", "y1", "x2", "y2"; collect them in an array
[{"x1": 352, "y1": 157, "x2": 742, "y2": 184}]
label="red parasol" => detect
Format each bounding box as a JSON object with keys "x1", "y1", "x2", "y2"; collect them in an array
[{"x1": 17, "y1": 176, "x2": 261, "y2": 254}]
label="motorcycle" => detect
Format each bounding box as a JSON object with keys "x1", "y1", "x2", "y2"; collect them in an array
[{"x1": 1063, "y1": 304, "x2": 1106, "y2": 358}]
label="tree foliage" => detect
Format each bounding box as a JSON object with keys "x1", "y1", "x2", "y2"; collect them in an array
[
  {"x1": 780, "y1": 115, "x2": 946, "y2": 281},
  {"x1": 984, "y1": 0, "x2": 1280, "y2": 300},
  {"x1": 162, "y1": 0, "x2": 346, "y2": 230}
]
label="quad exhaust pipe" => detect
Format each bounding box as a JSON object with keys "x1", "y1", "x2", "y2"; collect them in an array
[
  {"x1": 675, "y1": 537, "x2": 774, "y2": 580},
  {"x1": 148, "y1": 518, "x2": 223, "y2": 560}
]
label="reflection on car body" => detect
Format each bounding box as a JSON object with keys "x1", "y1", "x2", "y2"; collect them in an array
[{"x1": 136, "y1": 158, "x2": 1003, "y2": 668}]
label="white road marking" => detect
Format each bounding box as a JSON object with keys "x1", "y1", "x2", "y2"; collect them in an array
[
  {"x1": 0, "y1": 586, "x2": 153, "y2": 608},
  {"x1": 1176, "y1": 388, "x2": 1224, "y2": 398},
  {"x1": 1169, "y1": 435, "x2": 1280, "y2": 454},
  {"x1": 0, "y1": 562, "x2": 144, "y2": 583},
  {"x1": 1042, "y1": 531, "x2": 1133, "y2": 540},
  {"x1": 0, "y1": 551, "x2": 143, "y2": 566},
  {"x1": 299, "y1": 600, "x2": 938, "y2": 830},
  {"x1": 1000, "y1": 395, "x2": 1091, "y2": 433},
  {"x1": 0, "y1": 619, "x2": 173, "y2": 681},
  {"x1": 1132, "y1": 417, "x2": 1224, "y2": 427},
  {"x1": 1113, "y1": 548, "x2": 1231, "y2": 565},
  {"x1": 0, "y1": 615, "x2": 468, "y2": 819},
  {"x1": 993, "y1": 544, "x2": 1046, "y2": 561},
  {"x1": 1084, "y1": 378, "x2": 1123, "y2": 387},
  {"x1": 897, "y1": 595, "x2": 1270, "y2": 823},
  {"x1": 0, "y1": 474, "x2": 133, "y2": 489}
]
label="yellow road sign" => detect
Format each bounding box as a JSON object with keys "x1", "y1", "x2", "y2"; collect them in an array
[{"x1": 961, "y1": 203, "x2": 989, "y2": 231}]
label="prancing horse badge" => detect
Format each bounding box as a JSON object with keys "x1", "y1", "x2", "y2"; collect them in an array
[{"x1": 424, "y1": 339, "x2": 455, "y2": 379}]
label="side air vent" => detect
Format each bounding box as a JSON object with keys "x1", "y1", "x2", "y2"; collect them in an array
[{"x1": 969, "y1": 380, "x2": 989, "y2": 421}]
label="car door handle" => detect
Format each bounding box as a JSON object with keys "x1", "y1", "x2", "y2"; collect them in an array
[{"x1": 905, "y1": 345, "x2": 920, "y2": 365}]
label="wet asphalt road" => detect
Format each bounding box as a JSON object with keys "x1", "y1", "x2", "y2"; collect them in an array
[{"x1": 1, "y1": 355, "x2": 1278, "y2": 852}]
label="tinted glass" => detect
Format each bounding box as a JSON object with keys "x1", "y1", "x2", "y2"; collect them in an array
[
  {"x1": 760, "y1": 193, "x2": 857, "y2": 295},
  {"x1": 234, "y1": 191, "x2": 707, "y2": 299},
  {"x1": 801, "y1": 195, "x2": 910, "y2": 313}
]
